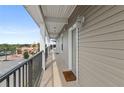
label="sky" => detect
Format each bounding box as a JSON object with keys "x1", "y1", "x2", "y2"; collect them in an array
[{"x1": 0, "y1": 5, "x2": 41, "y2": 44}]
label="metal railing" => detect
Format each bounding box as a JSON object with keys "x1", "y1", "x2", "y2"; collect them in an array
[
  {"x1": 0, "y1": 51, "x2": 43, "y2": 87},
  {"x1": 45, "y1": 47, "x2": 48, "y2": 61},
  {"x1": 45, "y1": 45, "x2": 53, "y2": 61}
]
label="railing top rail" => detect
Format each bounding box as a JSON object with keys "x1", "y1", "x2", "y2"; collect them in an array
[{"x1": 0, "y1": 51, "x2": 43, "y2": 82}]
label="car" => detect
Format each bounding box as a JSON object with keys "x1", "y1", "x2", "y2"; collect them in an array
[{"x1": 0, "y1": 52, "x2": 5, "y2": 56}]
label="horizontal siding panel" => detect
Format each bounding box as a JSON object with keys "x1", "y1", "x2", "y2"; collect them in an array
[
  {"x1": 82, "y1": 6, "x2": 97, "y2": 17},
  {"x1": 79, "y1": 30, "x2": 124, "y2": 42},
  {"x1": 81, "y1": 47, "x2": 124, "y2": 60},
  {"x1": 79, "y1": 10, "x2": 124, "y2": 37},
  {"x1": 79, "y1": 52, "x2": 124, "y2": 78},
  {"x1": 79, "y1": 41, "x2": 124, "y2": 50},
  {"x1": 79, "y1": 47, "x2": 124, "y2": 60},
  {"x1": 83, "y1": 6, "x2": 124, "y2": 29},
  {"x1": 78, "y1": 62, "x2": 115, "y2": 86},
  {"x1": 78, "y1": 5, "x2": 124, "y2": 86},
  {"x1": 79, "y1": 20, "x2": 124, "y2": 38},
  {"x1": 85, "y1": 6, "x2": 102, "y2": 19},
  {"x1": 79, "y1": 55, "x2": 124, "y2": 86},
  {"x1": 79, "y1": 51, "x2": 124, "y2": 70},
  {"x1": 85, "y1": 6, "x2": 113, "y2": 23}
]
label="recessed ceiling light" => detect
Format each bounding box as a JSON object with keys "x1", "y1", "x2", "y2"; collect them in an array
[{"x1": 53, "y1": 27, "x2": 56, "y2": 29}]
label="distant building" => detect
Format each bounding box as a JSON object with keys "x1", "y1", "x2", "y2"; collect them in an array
[{"x1": 16, "y1": 43, "x2": 40, "y2": 55}]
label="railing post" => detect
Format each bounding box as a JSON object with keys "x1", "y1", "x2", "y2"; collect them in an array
[
  {"x1": 0, "y1": 51, "x2": 43, "y2": 87},
  {"x1": 42, "y1": 51, "x2": 45, "y2": 70},
  {"x1": 25, "y1": 63, "x2": 28, "y2": 87},
  {"x1": 28, "y1": 60, "x2": 33, "y2": 87},
  {"x1": 6, "y1": 76, "x2": 10, "y2": 87},
  {"x1": 18, "y1": 68, "x2": 21, "y2": 87},
  {"x1": 22, "y1": 65, "x2": 25, "y2": 87},
  {"x1": 13, "y1": 71, "x2": 16, "y2": 87}
]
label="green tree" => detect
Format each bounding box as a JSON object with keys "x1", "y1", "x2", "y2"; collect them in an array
[
  {"x1": 23, "y1": 51, "x2": 29, "y2": 59},
  {"x1": 0, "y1": 44, "x2": 17, "y2": 61}
]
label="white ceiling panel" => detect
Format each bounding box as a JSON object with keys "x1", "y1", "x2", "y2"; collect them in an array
[
  {"x1": 42, "y1": 5, "x2": 76, "y2": 18},
  {"x1": 25, "y1": 6, "x2": 44, "y2": 27},
  {"x1": 46, "y1": 22, "x2": 65, "y2": 33},
  {"x1": 41, "y1": 5, "x2": 76, "y2": 38}
]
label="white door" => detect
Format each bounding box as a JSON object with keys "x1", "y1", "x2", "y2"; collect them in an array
[{"x1": 68, "y1": 24, "x2": 79, "y2": 80}]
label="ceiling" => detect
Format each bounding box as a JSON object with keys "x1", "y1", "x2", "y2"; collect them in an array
[{"x1": 41, "y1": 5, "x2": 76, "y2": 39}]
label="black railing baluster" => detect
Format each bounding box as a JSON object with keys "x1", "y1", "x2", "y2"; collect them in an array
[
  {"x1": 22, "y1": 65, "x2": 24, "y2": 87},
  {"x1": 28, "y1": 60, "x2": 33, "y2": 87},
  {"x1": 13, "y1": 71, "x2": 16, "y2": 87},
  {"x1": 18, "y1": 68, "x2": 21, "y2": 87},
  {"x1": 0, "y1": 51, "x2": 43, "y2": 87},
  {"x1": 6, "y1": 76, "x2": 10, "y2": 87},
  {"x1": 25, "y1": 63, "x2": 28, "y2": 87}
]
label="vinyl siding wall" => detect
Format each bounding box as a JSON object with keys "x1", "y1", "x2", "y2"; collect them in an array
[
  {"x1": 63, "y1": 31, "x2": 69, "y2": 68},
  {"x1": 78, "y1": 5, "x2": 124, "y2": 86},
  {"x1": 57, "y1": 5, "x2": 124, "y2": 86},
  {"x1": 56, "y1": 30, "x2": 69, "y2": 69}
]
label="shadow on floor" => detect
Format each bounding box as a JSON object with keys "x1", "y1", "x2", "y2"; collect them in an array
[
  {"x1": 43, "y1": 74, "x2": 53, "y2": 87},
  {"x1": 45, "y1": 59, "x2": 55, "y2": 70}
]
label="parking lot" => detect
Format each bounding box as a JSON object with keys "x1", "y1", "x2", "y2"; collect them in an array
[{"x1": 0, "y1": 55, "x2": 25, "y2": 87}]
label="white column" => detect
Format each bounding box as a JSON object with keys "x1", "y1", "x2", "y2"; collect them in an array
[
  {"x1": 39, "y1": 30, "x2": 43, "y2": 51},
  {"x1": 40, "y1": 24, "x2": 46, "y2": 70},
  {"x1": 42, "y1": 51, "x2": 45, "y2": 70},
  {"x1": 68, "y1": 28, "x2": 72, "y2": 70}
]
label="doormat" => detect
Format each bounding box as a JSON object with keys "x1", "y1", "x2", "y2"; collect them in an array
[{"x1": 63, "y1": 71, "x2": 76, "y2": 82}]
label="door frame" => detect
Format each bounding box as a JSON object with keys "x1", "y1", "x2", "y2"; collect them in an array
[
  {"x1": 68, "y1": 23, "x2": 79, "y2": 81},
  {"x1": 60, "y1": 33, "x2": 63, "y2": 53}
]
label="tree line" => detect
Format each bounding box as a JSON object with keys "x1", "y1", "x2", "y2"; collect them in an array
[{"x1": 0, "y1": 44, "x2": 32, "y2": 53}]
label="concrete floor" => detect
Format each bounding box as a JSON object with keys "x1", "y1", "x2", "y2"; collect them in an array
[
  {"x1": 55, "y1": 52, "x2": 79, "y2": 87},
  {"x1": 39, "y1": 50, "x2": 62, "y2": 87},
  {"x1": 39, "y1": 49, "x2": 79, "y2": 87},
  {"x1": 39, "y1": 53, "x2": 54, "y2": 87}
]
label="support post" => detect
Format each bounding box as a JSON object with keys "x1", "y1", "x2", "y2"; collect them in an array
[{"x1": 42, "y1": 51, "x2": 45, "y2": 70}]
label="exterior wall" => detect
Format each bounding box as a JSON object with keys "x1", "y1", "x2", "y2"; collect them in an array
[
  {"x1": 56, "y1": 30, "x2": 69, "y2": 69},
  {"x1": 40, "y1": 24, "x2": 46, "y2": 51},
  {"x1": 62, "y1": 31, "x2": 68, "y2": 69},
  {"x1": 56, "y1": 39, "x2": 60, "y2": 53},
  {"x1": 78, "y1": 5, "x2": 124, "y2": 86},
  {"x1": 59, "y1": 5, "x2": 124, "y2": 86}
]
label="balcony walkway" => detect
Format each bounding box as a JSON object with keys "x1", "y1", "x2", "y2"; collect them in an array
[{"x1": 39, "y1": 49, "x2": 79, "y2": 87}]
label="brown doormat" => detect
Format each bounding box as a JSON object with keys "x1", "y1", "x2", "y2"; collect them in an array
[{"x1": 63, "y1": 71, "x2": 76, "y2": 82}]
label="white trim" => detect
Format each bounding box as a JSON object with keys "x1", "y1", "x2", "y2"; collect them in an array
[
  {"x1": 42, "y1": 51, "x2": 46, "y2": 70},
  {"x1": 68, "y1": 28, "x2": 72, "y2": 69},
  {"x1": 60, "y1": 34, "x2": 64, "y2": 53},
  {"x1": 68, "y1": 23, "x2": 79, "y2": 81},
  {"x1": 45, "y1": 16, "x2": 68, "y2": 24},
  {"x1": 75, "y1": 27, "x2": 79, "y2": 81}
]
